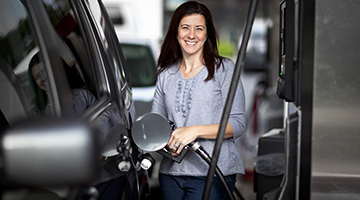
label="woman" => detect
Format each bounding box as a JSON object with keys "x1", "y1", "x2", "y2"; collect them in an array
[{"x1": 151, "y1": 1, "x2": 246, "y2": 199}]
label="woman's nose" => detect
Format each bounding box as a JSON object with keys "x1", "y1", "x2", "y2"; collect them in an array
[{"x1": 187, "y1": 29, "x2": 195, "y2": 39}]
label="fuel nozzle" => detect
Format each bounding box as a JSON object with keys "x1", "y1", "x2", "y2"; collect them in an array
[{"x1": 188, "y1": 141, "x2": 212, "y2": 165}]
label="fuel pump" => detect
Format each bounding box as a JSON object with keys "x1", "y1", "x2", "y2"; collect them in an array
[
  {"x1": 276, "y1": 0, "x2": 297, "y2": 103},
  {"x1": 256, "y1": 0, "x2": 300, "y2": 199}
]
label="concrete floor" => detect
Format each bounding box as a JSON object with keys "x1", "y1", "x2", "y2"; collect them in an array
[{"x1": 236, "y1": 174, "x2": 256, "y2": 200}]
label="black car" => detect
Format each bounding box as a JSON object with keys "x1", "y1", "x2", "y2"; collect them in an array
[{"x1": 0, "y1": 0, "x2": 149, "y2": 199}]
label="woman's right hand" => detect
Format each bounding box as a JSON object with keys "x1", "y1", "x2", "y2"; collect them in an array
[{"x1": 167, "y1": 126, "x2": 198, "y2": 155}]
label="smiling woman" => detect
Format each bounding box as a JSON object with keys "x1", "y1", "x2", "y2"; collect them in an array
[{"x1": 151, "y1": 1, "x2": 246, "y2": 200}]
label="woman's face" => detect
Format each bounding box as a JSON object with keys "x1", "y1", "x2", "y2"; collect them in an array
[
  {"x1": 31, "y1": 62, "x2": 48, "y2": 91},
  {"x1": 177, "y1": 14, "x2": 207, "y2": 58}
]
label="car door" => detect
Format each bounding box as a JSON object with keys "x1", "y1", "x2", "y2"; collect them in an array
[{"x1": 0, "y1": 0, "x2": 145, "y2": 198}]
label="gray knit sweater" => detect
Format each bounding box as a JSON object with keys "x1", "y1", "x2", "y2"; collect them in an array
[{"x1": 151, "y1": 59, "x2": 246, "y2": 176}]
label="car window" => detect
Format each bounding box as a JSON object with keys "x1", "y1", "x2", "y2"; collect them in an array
[
  {"x1": 0, "y1": 0, "x2": 55, "y2": 122},
  {"x1": 39, "y1": 0, "x2": 131, "y2": 133},
  {"x1": 0, "y1": 0, "x2": 132, "y2": 126},
  {"x1": 0, "y1": 0, "x2": 112, "y2": 122},
  {"x1": 41, "y1": 0, "x2": 99, "y2": 97},
  {"x1": 121, "y1": 43, "x2": 156, "y2": 87}
]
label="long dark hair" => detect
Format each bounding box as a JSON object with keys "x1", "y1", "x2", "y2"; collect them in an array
[{"x1": 157, "y1": 1, "x2": 224, "y2": 81}]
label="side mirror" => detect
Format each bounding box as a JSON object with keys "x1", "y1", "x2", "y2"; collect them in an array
[{"x1": 1, "y1": 119, "x2": 98, "y2": 187}]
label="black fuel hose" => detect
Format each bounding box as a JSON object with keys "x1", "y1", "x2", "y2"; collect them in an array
[
  {"x1": 189, "y1": 141, "x2": 235, "y2": 200},
  {"x1": 202, "y1": 0, "x2": 259, "y2": 199}
]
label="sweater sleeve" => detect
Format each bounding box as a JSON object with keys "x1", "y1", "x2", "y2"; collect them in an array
[
  {"x1": 220, "y1": 60, "x2": 246, "y2": 140},
  {"x1": 151, "y1": 73, "x2": 168, "y2": 118}
]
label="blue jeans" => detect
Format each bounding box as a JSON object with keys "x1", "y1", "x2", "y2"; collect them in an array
[{"x1": 159, "y1": 173, "x2": 236, "y2": 200}]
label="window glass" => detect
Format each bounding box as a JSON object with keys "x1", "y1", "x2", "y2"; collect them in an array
[
  {"x1": 0, "y1": 1, "x2": 35, "y2": 67},
  {"x1": 0, "y1": 0, "x2": 55, "y2": 120},
  {"x1": 42, "y1": 0, "x2": 102, "y2": 101},
  {"x1": 42, "y1": 0, "x2": 71, "y2": 25},
  {"x1": 39, "y1": 0, "x2": 125, "y2": 134}
]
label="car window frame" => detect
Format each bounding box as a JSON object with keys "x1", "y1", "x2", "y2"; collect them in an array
[
  {"x1": 97, "y1": 0, "x2": 134, "y2": 123},
  {"x1": 0, "y1": 59, "x2": 30, "y2": 122},
  {"x1": 71, "y1": 0, "x2": 132, "y2": 127}
]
